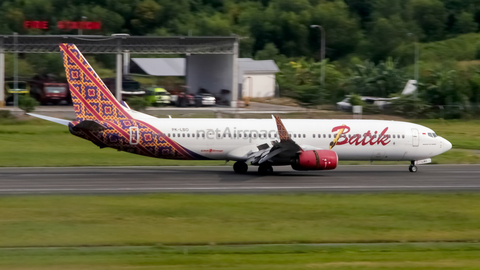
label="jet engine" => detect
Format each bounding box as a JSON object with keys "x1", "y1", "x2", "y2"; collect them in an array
[{"x1": 291, "y1": 150, "x2": 338, "y2": 171}]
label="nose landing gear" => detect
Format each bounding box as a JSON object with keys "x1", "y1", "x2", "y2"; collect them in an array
[{"x1": 409, "y1": 161, "x2": 418, "y2": 173}]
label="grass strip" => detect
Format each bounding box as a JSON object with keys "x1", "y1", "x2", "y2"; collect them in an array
[
  {"x1": 2, "y1": 243, "x2": 480, "y2": 269},
  {"x1": 2, "y1": 193, "x2": 480, "y2": 247}
]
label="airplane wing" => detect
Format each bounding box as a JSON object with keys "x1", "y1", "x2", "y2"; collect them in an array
[
  {"x1": 246, "y1": 115, "x2": 303, "y2": 165},
  {"x1": 245, "y1": 115, "x2": 346, "y2": 165}
]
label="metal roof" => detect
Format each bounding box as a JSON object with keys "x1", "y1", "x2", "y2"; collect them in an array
[
  {"x1": 0, "y1": 35, "x2": 237, "y2": 54},
  {"x1": 130, "y1": 57, "x2": 278, "y2": 76},
  {"x1": 238, "y1": 58, "x2": 279, "y2": 73},
  {"x1": 130, "y1": 58, "x2": 186, "y2": 76}
]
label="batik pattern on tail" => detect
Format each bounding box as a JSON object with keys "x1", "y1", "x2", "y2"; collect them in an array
[
  {"x1": 60, "y1": 43, "x2": 131, "y2": 121},
  {"x1": 60, "y1": 43, "x2": 207, "y2": 160}
]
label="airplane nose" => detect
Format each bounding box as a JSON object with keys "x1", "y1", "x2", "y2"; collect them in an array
[{"x1": 442, "y1": 138, "x2": 452, "y2": 152}]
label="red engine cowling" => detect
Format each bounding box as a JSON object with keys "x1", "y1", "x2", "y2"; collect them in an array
[{"x1": 291, "y1": 150, "x2": 338, "y2": 171}]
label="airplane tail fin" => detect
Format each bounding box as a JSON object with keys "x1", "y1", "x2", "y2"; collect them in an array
[{"x1": 59, "y1": 43, "x2": 132, "y2": 121}]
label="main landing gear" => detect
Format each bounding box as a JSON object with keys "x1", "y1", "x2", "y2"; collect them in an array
[
  {"x1": 409, "y1": 161, "x2": 418, "y2": 173},
  {"x1": 233, "y1": 161, "x2": 248, "y2": 174},
  {"x1": 258, "y1": 163, "x2": 273, "y2": 175},
  {"x1": 233, "y1": 161, "x2": 274, "y2": 175}
]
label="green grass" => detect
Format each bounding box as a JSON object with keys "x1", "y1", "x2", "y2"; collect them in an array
[
  {"x1": 1, "y1": 118, "x2": 479, "y2": 166},
  {"x1": 2, "y1": 194, "x2": 480, "y2": 247},
  {"x1": 415, "y1": 119, "x2": 480, "y2": 150},
  {"x1": 2, "y1": 243, "x2": 480, "y2": 269},
  {"x1": 0, "y1": 119, "x2": 224, "y2": 167}
]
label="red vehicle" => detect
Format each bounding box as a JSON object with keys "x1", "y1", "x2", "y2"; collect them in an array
[{"x1": 29, "y1": 76, "x2": 69, "y2": 105}]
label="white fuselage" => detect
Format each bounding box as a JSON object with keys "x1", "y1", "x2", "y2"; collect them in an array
[{"x1": 135, "y1": 116, "x2": 452, "y2": 162}]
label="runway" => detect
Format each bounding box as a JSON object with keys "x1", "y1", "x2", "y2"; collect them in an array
[{"x1": 0, "y1": 165, "x2": 479, "y2": 194}]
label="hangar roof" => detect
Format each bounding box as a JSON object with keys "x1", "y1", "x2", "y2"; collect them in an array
[
  {"x1": 238, "y1": 58, "x2": 279, "y2": 74},
  {"x1": 0, "y1": 35, "x2": 237, "y2": 54},
  {"x1": 130, "y1": 58, "x2": 279, "y2": 76},
  {"x1": 130, "y1": 58, "x2": 185, "y2": 76}
]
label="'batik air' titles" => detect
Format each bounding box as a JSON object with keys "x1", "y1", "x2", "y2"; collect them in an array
[{"x1": 332, "y1": 125, "x2": 391, "y2": 146}]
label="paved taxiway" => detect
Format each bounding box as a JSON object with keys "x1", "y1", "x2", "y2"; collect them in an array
[{"x1": 0, "y1": 165, "x2": 479, "y2": 194}]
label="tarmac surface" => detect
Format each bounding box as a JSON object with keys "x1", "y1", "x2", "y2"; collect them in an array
[{"x1": 0, "y1": 165, "x2": 479, "y2": 195}]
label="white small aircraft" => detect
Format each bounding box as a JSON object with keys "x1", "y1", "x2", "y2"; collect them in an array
[{"x1": 29, "y1": 44, "x2": 452, "y2": 174}]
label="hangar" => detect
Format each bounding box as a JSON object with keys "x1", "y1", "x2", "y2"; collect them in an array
[
  {"x1": 0, "y1": 35, "x2": 239, "y2": 107},
  {"x1": 130, "y1": 57, "x2": 279, "y2": 100}
]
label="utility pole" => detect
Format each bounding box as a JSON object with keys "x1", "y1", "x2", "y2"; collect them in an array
[
  {"x1": 310, "y1": 25, "x2": 326, "y2": 86},
  {"x1": 14, "y1": 32, "x2": 18, "y2": 109},
  {"x1": 79, "y1": 16, "x2": 87, "y2": 35}
]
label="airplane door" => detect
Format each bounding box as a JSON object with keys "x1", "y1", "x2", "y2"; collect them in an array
[
  {"x1": 411, "y1": 128, "x2": 419, "y2": 147},
  {"x1": 129, "y1": 126, "x2": 139, "y2": 145}
]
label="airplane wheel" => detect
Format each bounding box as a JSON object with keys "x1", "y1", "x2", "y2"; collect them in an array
[
  {"x1": 409, "y1": 165, "x2": 417, "y2": 173},
  {"x1": 233, "y1": 161, "x2": 248, "y2": 174},
  {"x1": 258, "y1": 164, "x2": 273, "y2": 175}
]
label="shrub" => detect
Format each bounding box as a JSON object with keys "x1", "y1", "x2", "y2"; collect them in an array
[
  {"x1": 389, "y1": 95, "x2": 430, "y2": 118},
  {"x1": 0, "y1": 110, "x2": 13, "y2": 118},
  {"x1": 127, "y1": 96, "x2": 149, "y2": 111},
  {"x1": 18, "y1": 95, "x2": 39, "y2": 113}
]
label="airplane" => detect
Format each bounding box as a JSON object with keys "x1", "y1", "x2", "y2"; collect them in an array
[{"x1": 28, "y1": 43, "x2": 452, "y2": 174}]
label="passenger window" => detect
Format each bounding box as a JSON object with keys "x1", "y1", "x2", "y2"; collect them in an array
[
  {"x1": 313, "y1": 134, "x2": 316, "y2": 138},
  {"x1": 402, "y1": 135, "x2": 405, "y2": 139},
  {"x1": 393, "y1": 135, "x2": 396, "y2": 139},
  {"x1": 182, "y1": 134, "x2": 185, "y2": 137},
  {"x1": 187, "y1": 134, "x2": 190, "y2": 138},
  {"x1": 303, "y1": 134, "x2": 306, "y2": 138},
  {"x1": 168, "y1": 133, "x2": 171, "y2": 137},
  {"x1": 322, "y1": 134, "x2": 325, "y2": 138}
]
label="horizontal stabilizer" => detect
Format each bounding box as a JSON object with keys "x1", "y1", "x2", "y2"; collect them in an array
[
  {"x1": 27, "y1": 113, "x2": 70, "y2": 126},
  {"x1": 72, "y1": 120, "x2": 106, "y2": 132}
]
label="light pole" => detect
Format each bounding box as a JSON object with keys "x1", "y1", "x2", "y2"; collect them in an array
[
  {"x1": 79, "y1": 16, "x2": 87, "y2": 35},
  {"x1": 13, "y1": 32, "x2": 18, "y2": 109},
  {"x1": 408, "y1": 33, "x2": 419, "y2": 98},
  {"x1": 310, "y1": 25, "x2": 326, "y2": 86}
]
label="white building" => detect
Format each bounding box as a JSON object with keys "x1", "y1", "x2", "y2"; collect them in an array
[{"x1": 238, "y1": 58, "x2": 279, "y2": 99}]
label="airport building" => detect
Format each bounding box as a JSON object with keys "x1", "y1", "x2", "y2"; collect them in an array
[{"x1": 0, "y1": 34, "x2": 268, "y2": 108}]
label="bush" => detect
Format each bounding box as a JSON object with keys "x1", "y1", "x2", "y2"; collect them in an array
[
  {"x1": 349, "y1": 94, "x2": 363, "y2": 106},
  {"x1": 127, "y1": 96, "x2": 149, "y2": 111},
  {"x1": 0, "y1": 110, "x2": 13, "y2": 119},
  {"x1": 18, "y1": 95, "x2": 39, "y2": 113},
  {"x1": 363, "y1": 104, "x2": 382, "y2": 114},
  {"x1": 389, "y1": 95, "x2": 430, "y2": 118}
]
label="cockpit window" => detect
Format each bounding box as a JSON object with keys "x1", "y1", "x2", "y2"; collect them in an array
[{"x1": 427, "y1": 133, "x2": 438, "y2": 138}]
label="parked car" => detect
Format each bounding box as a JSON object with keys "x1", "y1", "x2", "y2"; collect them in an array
[
  {"x1": 104, "y1": 76, "x2": 145, "y2": 101},
  {"x1": 29, "y1": 76, "x2": 69, "y2": 105},
  {"x1": 195, "y1": 93, "x2": 216, "y2": 106},
  {"x1": 4, "y1": 80, "x2": 30, "y2": 104},
  {"x1": 146, "y1": 87, "x2": 170, "y2": 105}
]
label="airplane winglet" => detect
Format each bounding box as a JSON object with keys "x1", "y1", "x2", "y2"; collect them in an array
[{"x1": 273, "y1": 115, "x2": 291, "y2": 142}]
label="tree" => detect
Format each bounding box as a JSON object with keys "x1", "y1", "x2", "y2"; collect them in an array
[
  {"x1": 411, "y1": 0, "x2": 448, "y2": 41},
  {"x1": 255, "y1": 43, "x2": 279, "y2": 60},
  {"x1": 453, "y1": 12, "x2": 478, "y2": 34},
  {"x1": 345, "y1": 58, "x2": 407, "y2": 97},
  {"x1": 310, "y1": 0, "x2": 363, "y2": 60}
]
